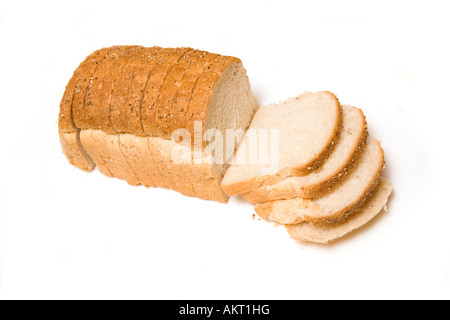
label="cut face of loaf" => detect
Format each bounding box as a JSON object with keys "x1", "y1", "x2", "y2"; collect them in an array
[
  {"x1": 58, "y1": 46, "x2": 258, "y2": 202},
  {"x1": 242, "y1": 105, "x2": 368, "y2": 202},
  {"x1": 285, "y1": 177, "x2": 392, "y2": 244},
  {"x1": 254, "y1": 140, "x2": 385, "y2": 224},
  {"x1": 221, "y1": 91, "x2": 343, "y2": 196}
]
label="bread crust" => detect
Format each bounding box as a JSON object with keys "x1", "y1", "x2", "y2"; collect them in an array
[
  {"x1": 138, "y1": 48, "x2": 174, "y2": 135},
  {"x1": 153, "y1": 48, "x2": 197, "y2": 139},
  {"x1": 61, "y1": 46, "x2": 242, "y2": 140},
  {"x1": 74, "y1": 47, "x2": 129, "y2": 132},
  {"x1": 308, "y1": 141, "x2": 385, "y2": 224},
  {"x1": 171, "y1": 50, "x2": 210, "y2": 130},
  {"x1": 110, "y1": 46, "x2": 151, "y2": 134},
  {"x1": 141, "y1": 48, "x2": 192, "y2": 137},
  {"x1": 58, "y1": 47, "x2": 111, "y2": 172},
  {"x1": 70, "y1": 48, "x2": 110, "y2": 132}
]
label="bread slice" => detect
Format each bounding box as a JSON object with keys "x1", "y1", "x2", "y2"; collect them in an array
[
  {"x1": 285, "y1": 177, "x2": 392, "y2": 244},
  {"x1": 58, "y1": 47, "x2": 113, "y2": 172},
  {"x1": 221, "y1": 91, "x2": 342, "y2": 196},
  {"x1": 254, "y1": 140, "x2": 385, "y2": 224},
  {"x1": 242, "y1": 105, "x2": 368, "y2": 203}
]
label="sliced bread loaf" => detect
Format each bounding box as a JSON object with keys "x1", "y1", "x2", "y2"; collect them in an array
[
  {"x1": 60, "y1": 46, "x2": 258, "y2": 202},
  {"x1": 254, "y1": 140, "x2": 385, "y2": 224},
  {"x1": 221, "y1": 91, "x2": 343, "y2": 196},
  {"x1": 242, "y1": 105, "x2": 368, "y2": 203},
  {"x1": 285, "y1": 177, "x2": 392, "y2": 244}
]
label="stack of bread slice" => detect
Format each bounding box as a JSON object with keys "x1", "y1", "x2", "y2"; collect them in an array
[{"x1": 221, "y1": 91, "x2": 392, "y2": 244}]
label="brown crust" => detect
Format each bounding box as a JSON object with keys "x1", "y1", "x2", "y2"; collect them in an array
[
  {"x1": 58, "y1": 74, "x2": 80, "y2": 134},
  {"x1": 171, "y1": 50, "x2": 210, "y2": 131},
  {"x1": 58, "y1": 46, "x2": 250, "y2": 202},
  {"x1": 108, "y1": 47, "x2": 143, "y2": 134},
  {"x1": 290, "y1": 92, "x2": 343, "y2": 176},
  {"x1": 82, "y1": 47, "x2": 130, "y2": 133},
  {"x1": 304, "y1": 141, "x2": 385, "y2": 224},
  {"x1": 141, "y1": 48, "x2": 191, "y2": 137},
  {"x1": 316, "y1": 166, "x2": 383, "y2": 225},
  {"x1": 70, "y1": 48, "x2": 110, "y2": 132},
  {"x1": 58, "y1": 48, "x2": 111, "y2": 171},
  {"x1": 304, "y1": 119, "x2": 368, "y2": 198},
  {"x1": 62, "y1": 45, "x2": 240, "y2": 140},
  {"x1": 110, "y1": 46, "x2": 151, "y2": 134},
  {"x1": 153, "y1": 48, "x2": 197, "y2": 139},
  {"x1": 221, "y1": 91, "x2": 343, "y2": 196}
]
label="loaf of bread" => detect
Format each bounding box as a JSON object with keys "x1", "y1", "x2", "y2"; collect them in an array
[{"x1": 59, "y1": 46, "x2": 258, "y2": 202}]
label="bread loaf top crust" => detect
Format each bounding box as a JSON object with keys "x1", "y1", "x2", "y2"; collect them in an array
[{"x1": 59, "y1": 46, "x2": 241, "y2": 140}]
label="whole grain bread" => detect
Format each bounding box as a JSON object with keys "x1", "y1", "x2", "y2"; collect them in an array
[
  {"x1": 59, "y1": 46, "x2": 258, "y2": 202},
  {"x1": 285, "y1": 177, "x2": 392, "y2": 244},
  {"x1": 221, "y1": 92, "x2": 343, "y2": 196}
]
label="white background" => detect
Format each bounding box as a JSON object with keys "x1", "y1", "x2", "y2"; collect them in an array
[{"x1": 0, "y1": 0, "x2": 449, "y2": 300}]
